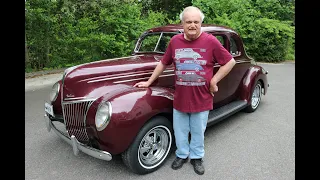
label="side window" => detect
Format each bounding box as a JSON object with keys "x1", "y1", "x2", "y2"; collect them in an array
[
  {"x1": 156, "y1": 33, "x2": 176, "y2": 52},
  {"x1": 215, "y1": 35, "x2": 225, "y2": 47},
  {"x1": 213, "y1": 34, "x2": 228, "y2": 50},
  {"x1": 230, "y1": 36, "x2": 240, "y2": 56},
  {"x1": 139, "y1": 34, "x2": 160, "y2": 52},
  {"x1": 137, "y1": 33, "x2": 176, "y2": 53}
]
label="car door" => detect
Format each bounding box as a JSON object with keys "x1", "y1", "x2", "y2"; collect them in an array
[{"x1": 210, "y1": 32, "x2": 248, "y2": 108}]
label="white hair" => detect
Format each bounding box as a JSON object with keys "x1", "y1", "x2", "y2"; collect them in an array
[{"x1": 179, "y1": 6, "x2": 205, "y2": 23}]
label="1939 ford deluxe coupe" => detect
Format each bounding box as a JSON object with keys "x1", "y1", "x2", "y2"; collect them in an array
[{"x1": 44, "y1": 24, "x2": 269, "y2": 175}]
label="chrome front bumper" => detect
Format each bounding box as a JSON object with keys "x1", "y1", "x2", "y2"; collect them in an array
[{"x1": 44, "y1": 114, "x2": 112, "y2": 161}]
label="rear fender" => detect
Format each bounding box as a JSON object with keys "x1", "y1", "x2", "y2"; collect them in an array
[{"x1": 239, "y1": 66, "x2": 266, "y2": 103}]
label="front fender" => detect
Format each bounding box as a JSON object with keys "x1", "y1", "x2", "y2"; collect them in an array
[
  {"x1": 87, "y1": 86, "x2": 174, "y2": 155},
  {"x1": 239, "y1": 65, "x2": 268, "y2": 103}
]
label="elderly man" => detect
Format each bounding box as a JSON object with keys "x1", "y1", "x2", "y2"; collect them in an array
[{"x1": 134, "y1": 6, "x2": 236, "y2": 175}]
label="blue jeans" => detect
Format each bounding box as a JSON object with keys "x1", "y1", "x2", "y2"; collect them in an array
[{"x1": 173, "y1": 108, "x2": 209, "y2": 159}]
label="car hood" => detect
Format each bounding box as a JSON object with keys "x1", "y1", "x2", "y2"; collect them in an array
[{"x1": 61, "y1": 54, "x2": 162, "y2": 101}]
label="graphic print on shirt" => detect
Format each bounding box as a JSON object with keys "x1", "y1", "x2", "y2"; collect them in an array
[{"x1": 174, "y1": 48, "x2": 207, "y2": 86}]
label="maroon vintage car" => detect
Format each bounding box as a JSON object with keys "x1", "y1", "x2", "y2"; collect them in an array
[{"x1": 44, "y1": 24, "x2": 269, "y2": 175}]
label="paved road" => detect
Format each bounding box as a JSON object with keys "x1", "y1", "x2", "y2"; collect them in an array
[{"x1": 25, "y1": 62, "x2": 295, "y2": 180}]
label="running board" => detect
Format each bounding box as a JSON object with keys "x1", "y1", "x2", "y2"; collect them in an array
[{"x1": 207, "y1": 100, "x2": 248, "y2": 126}]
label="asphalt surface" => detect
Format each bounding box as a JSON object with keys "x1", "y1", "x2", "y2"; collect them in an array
[{"x1": 25, "y1": 62, "x2": 295, "y2": 180}]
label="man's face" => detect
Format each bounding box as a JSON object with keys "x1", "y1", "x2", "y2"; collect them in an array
[{"x1": 182, "y1": 10, "x2": 202, "y2": 41}]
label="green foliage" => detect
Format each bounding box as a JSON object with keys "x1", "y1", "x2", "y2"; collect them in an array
[
  {"x1": 193, "y1": 0, "x2": 295, "y2": 62},
  {"x1": 25, "y1": 0, "x2": 295, "y2": 72},
  {"x1": 252, "y1": 0, "x2": 295, "y2": 22},
  {"x1": 138, "y1": 0, "x2": 192, "y2": 22},
  {"x1": 25, "y1": 0, "x2": 167, "y2": 72},
  {"x1": 245, "y1": 18, "x2": 294, "y2": 62}
]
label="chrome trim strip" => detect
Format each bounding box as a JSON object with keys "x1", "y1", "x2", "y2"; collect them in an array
[
  {"x1": 214, "y1": 60, "x2": 249, "y2": 67},
  {"x1": 87, "y1": 69, "x2": 174, "y2": 83},
  {"x1": 95, "y1": 54, "x2": 144, "y2": 63},
  {"x1": 62, "y1": 98, "x2": 96, "y2": 104},
  {"x1": 164, "y1": 69, "x2": 175, "y2": 73},
  {"x1": 61, "y1": 71, "x2": 67, "y2": 127},
  {"x1": 64, "y1": 97, "x2": 87, "y2": 101},
  {"x1": 154, "y1": 32, "x2": 163, "y2": 51},
  {"x1": 44, "y1": 114, "x2": 112, "y2": 161},
  {"x1": 88, "y1": 72, "x2": 152, "y2": 83},
  {"x1": 81, "y1": 70, "x2": 153, "y2": 82},
  {"x1": 236, "y1": 60, "x2": 250, "y2": 64},
  {"x1": 84, "y1": 100, "x2": 95, "y2": 133},
  {"x1": 113, "y1": 74, "x2": 174, "y2": 84}
]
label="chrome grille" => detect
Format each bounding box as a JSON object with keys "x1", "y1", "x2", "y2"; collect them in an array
[{"x1": 62, "y1": 100, "x2": 94, "y2": 142}]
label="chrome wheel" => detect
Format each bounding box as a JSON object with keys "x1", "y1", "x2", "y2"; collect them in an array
[
  {"x1": 122, "y1": 116, "x2": 173, "y2": 174},
  {"x1": 251, "y1": 83, "x2": 262, "y2": 109},
  {"x1": 138, "y1": 125, "x2": 172, "y2": 169}
]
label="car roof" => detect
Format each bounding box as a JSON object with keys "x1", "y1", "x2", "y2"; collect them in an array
[{"x1": 146, "y1": 24, "x2": 237, "y2": 34}]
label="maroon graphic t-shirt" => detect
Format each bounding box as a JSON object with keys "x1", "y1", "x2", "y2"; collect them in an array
[{"x1": 161, "y1": 32, "x2": 233, "y2": 113}]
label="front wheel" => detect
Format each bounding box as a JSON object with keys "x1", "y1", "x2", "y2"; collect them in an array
[
  {"x1": 244, "y1": 81, "x2": 262, "y2": 113},
  {"x1": 122, "y1": 116, "x2": 174, "y2": 175}
]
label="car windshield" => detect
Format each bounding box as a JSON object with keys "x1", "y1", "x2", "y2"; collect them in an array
[{"x1": 134, "y1": 32, "x2": 178, "y2": 53}]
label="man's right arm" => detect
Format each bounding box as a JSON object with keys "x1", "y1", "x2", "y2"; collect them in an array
[{"x1": 133, "y1": 62, "x2": 168, "y2": 88}]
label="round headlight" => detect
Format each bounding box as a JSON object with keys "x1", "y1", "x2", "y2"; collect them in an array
[
  {"x1": 49, "y1": 82, "x2": 60, "y2": 102},
  {"x1": 95, "y1": 101, "x2": 112, "y2": 131}
]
